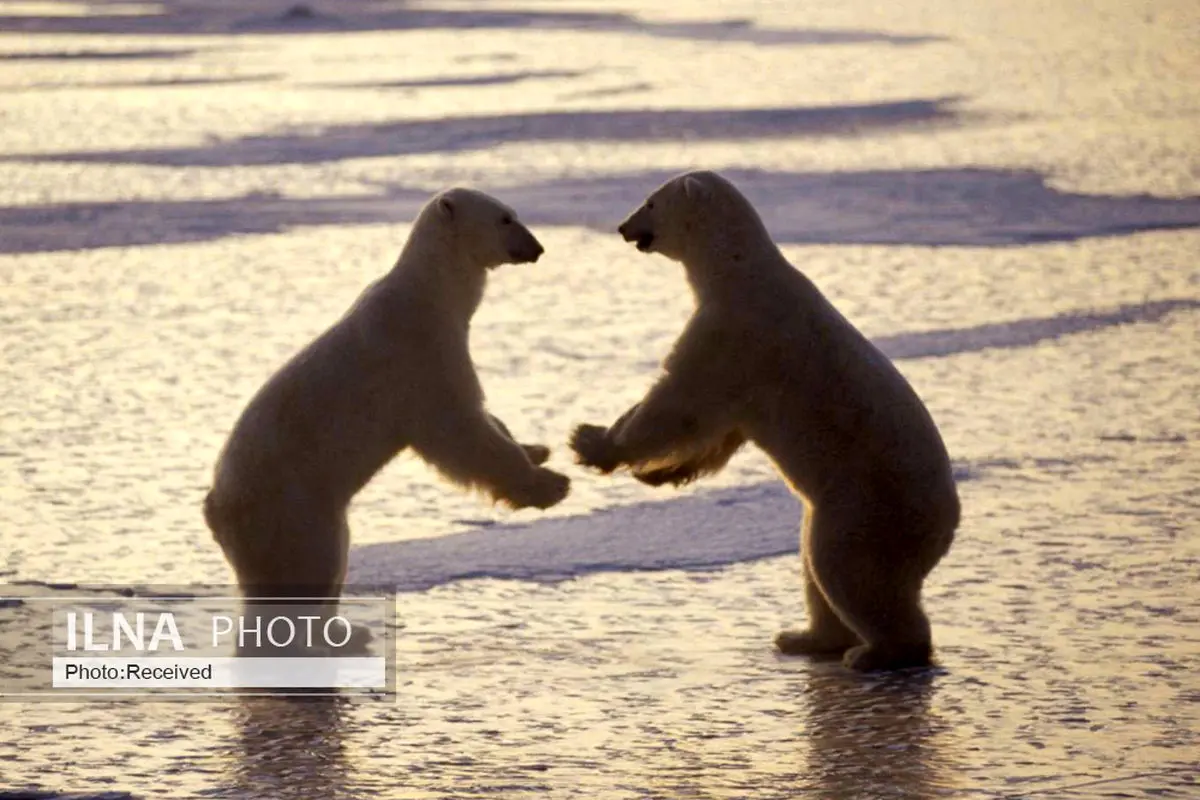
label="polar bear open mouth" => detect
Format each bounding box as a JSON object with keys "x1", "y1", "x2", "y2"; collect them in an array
[{"x1": 635, "y1": 233, "x2": 655, "y2": 252}]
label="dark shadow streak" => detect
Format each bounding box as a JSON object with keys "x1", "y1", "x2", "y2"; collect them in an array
[
  {"x1": 560, "y1": 82, "x2": 654, "y2": 101},
  {"x1": 0, "y1": 189, "x2": 431, "y2": 254},
  {"x1": 874, "y1": 299, "x2": 1200, "y2": 360},
  {"x1": 317, "y1": 69, "x2": 587, "y2": 90},
  {"x1": 0, "y1": 74, "x2": 279, "y2": 92},
  {"x1": 3, "y1": 99, "x2": 960, "y2": 167},
  {"x1": 4, "y1": 167, "x2": 1199, "y2": 254},
  {"x1": 0, "y1": 1, "x2": 944, "y2": 47},
  {"x1": 0, "y1": 47, "x2": 196, "y2": 61}
]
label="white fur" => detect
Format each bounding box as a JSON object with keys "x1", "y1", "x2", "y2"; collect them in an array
[
  {"x1": 572, "y1": 170, "x2": 960, "y2": 672},
  {"x1": 204, "y1": 188, "x2": 568, "y2": 625}
]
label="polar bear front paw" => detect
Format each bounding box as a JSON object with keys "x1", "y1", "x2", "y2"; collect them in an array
[
  {"x1": 569, "y1": 424, "x2": 621, "y2": 473},
  {"x1": 507, "y1": 467, "x2": 570, "y2": 510},
  {"x1": 520, "y1": 443, "x2": 551, "y2": 465}
]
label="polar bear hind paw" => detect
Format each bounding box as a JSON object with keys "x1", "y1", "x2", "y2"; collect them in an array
[
  {"x1": 842, "y1": 642, "x2": 933, "y2": 672},
  {"x1": 774, "y1": 628, "x2": 858, "y2": 658}
]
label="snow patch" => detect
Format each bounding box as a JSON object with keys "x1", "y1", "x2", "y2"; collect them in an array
[{"x1": 347, "y1": 481, "x2": 803, "y2": 592}]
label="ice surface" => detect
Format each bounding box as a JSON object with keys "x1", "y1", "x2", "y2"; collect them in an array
[
  {"x1": 8, "y1": 167, "x2": 1200, "y2": 254},
  {"x1": 0, "y1": 0, "x2": 1198, "y2": 796}
]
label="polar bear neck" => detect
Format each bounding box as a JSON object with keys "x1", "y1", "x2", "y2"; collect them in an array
[
  {"x1": 679, "y1": 216, "x2": 789, "y2": 305},
  {"x1": 389, "y1": 219, "x2": 488, "y2": 324}
]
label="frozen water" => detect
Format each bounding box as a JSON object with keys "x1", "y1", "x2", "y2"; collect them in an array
[{"x1": 0, "y1": 0, "x2": 1198, "y2": 797}]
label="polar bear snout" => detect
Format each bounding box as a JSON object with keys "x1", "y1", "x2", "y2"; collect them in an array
[
  {"x1": 506, "y1": 224, "x2": 545, "y2": 264},
  {"x1": 618, "y1": 218, "x2": 654, "y2": 253}
]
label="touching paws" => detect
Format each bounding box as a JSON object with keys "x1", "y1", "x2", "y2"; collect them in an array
[
  {"x1": 569, "y1": 424, "x2": 621, "y2": 473},
  {"x1": 521, "y1": 443, "x2": 551, "y2": 466}
]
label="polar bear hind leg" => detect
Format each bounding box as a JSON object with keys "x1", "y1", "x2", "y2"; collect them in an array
[
  {"x1": 785, "y1": 506, "x2": 937, "y2": 672},
  {"x1": 775, "y1": 560, "x2": 862, "y2": 659},
  {"x1": 214, "y1": 498, "x2": 371, "y2": 656}
]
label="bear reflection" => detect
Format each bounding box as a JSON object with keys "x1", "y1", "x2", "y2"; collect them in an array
[
  {"x1": 228, "y1": 694, "x2": 349, "y2": 799},
  {"x1": 800, "y1": 669, "x2": 957, "y2": 798}
]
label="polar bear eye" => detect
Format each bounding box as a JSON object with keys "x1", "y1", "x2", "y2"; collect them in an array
[{"x1": 500, "y1": 214, "x2": 513, "y2": 226}]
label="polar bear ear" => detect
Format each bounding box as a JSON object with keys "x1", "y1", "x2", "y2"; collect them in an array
[
  {"x1": 681, "y1": 175, "x2": 708, "y2": 202},
  {"x1": 437, "y1": 195, "x2": 456, "y2": 220}
]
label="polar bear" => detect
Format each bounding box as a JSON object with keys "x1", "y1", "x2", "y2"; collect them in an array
[
  {"x1": 570, "y1": 170, "x2": 960, "y2": 672},
  {"x1": 204, "y1": 188, "x2": 570, "y2": 650}
]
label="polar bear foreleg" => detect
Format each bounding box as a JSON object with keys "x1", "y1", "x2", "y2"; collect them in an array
[
  {"x1": 487, "y1": 413, "x2": 551, "y2": 465},
  {"x1": 410, "y1": 406, "x2": 568, "y2": 510},
  {"x1": 571, "y1": 372, "x2": 739, "y2": 476}
]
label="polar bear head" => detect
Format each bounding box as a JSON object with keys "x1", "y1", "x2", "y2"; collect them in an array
[
  {"x1": 617, "y1": 170, "x2": 767, "y2": 265},
  {"x1": 428, "y1": 187, "x2": 544, "y2": 270}
]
